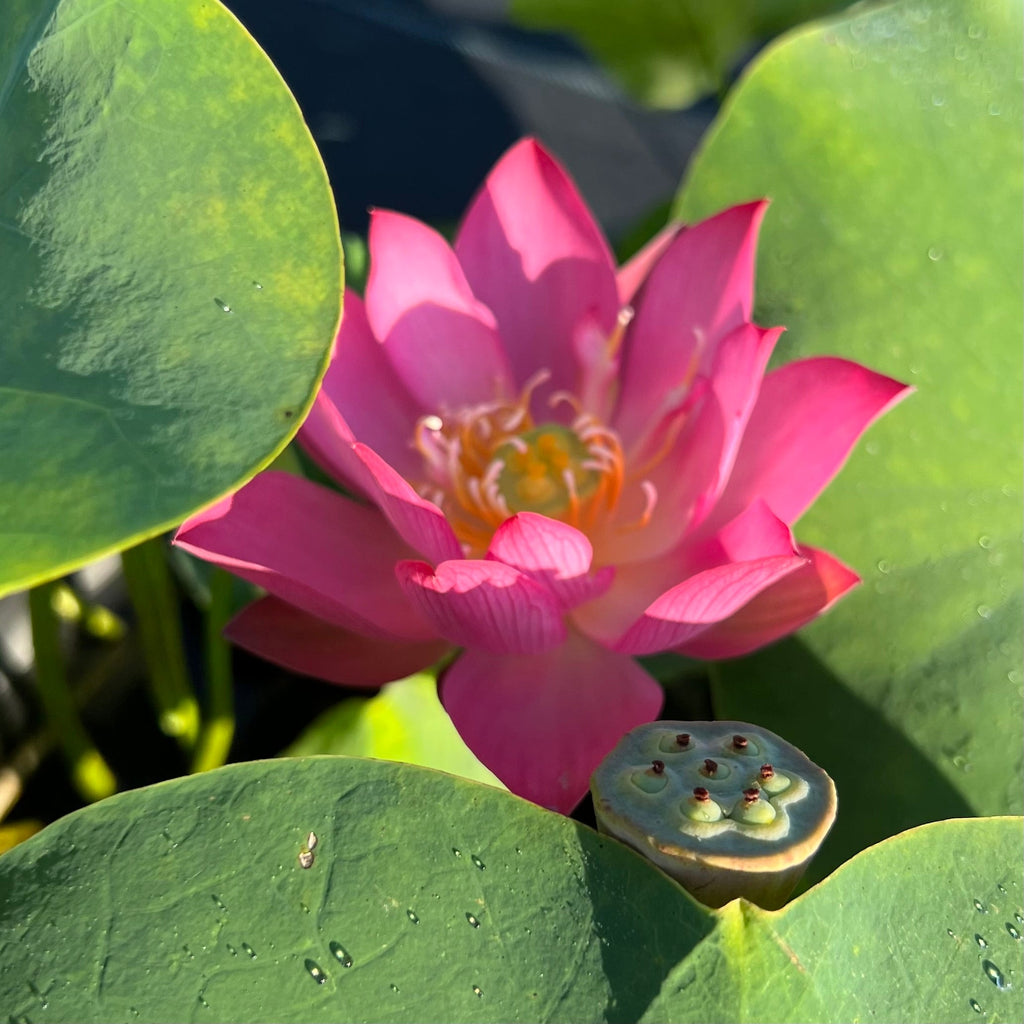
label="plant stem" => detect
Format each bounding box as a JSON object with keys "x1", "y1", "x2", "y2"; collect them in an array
[
  {"x1": 191, "y1": 568, "x2": 235, "y2": 773},
  {"x1": 27, "y1": 581, "x2": 117, "y2": 803},
  {"x1": 121, "y1": 537, "x2": 200, "y2": 754}
]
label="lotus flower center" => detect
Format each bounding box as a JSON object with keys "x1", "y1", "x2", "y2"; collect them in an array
[
  {"x1": 493, "y1": 425, "x2": 600, "y2": 516},
  {"x1": 413, "y1": 374, "x2": 627, "y2": 554}
]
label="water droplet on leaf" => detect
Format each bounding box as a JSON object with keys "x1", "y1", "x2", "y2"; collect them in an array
[
  {"x1": 472, "y1": 985, "x2": 483, "y2": 997},
  {"x1": 305, "y1": 960, "x2": 327, "y2": 985},
  {"x1": 974, "y1": 899, "x2": 987, "y2": 912},
  {"x1": 471, "y1": 855, "x2": 485, "y2": 870},
  {"x1": 970, "y1": 998, "x2": 983, "y2": 1013},
  {"x1": 242, "y1": 943, "x2": 256, "y2": 959},
  {"x1": 982, "y1": 960, "x2": 1010, "y2": 990},
  {"x1": 213, "y1": 298, "x2": 232, "y2": 313},
  {"x1": 329, "y1": 941, "x2": 353, "y2": 967},
  {"x1": 975, "y1": 934, "x2": 988, "y2": 948},
  {"x1": 466, "y1": 913, "x2": 480, "y2": 928},
  {"x1": 212, "y1": 895, "x2": 227, "y2": 911},
  {"x1": 1006, "y1": 922, "x2": 1020, "y2": 940},
  {"x1": 406, "y1": 909, "x2": 419, "y2": 924}
]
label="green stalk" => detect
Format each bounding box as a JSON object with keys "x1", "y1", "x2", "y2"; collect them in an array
[
  {"x1": 121, "y1": 537, "x2": 200, "y2": 754},
  {"x1": 27, "y1": 581, "x2": 117, "y2": 803},
  {"x1": 190, "y1": 568, "x2": 236, "y2": 773}
]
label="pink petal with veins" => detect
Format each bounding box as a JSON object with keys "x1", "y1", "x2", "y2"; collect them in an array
[
  {"x1": 486, "y1": 512, "x2": 613, "y2": 610},
  {"x1": 397, "y1": 558, "x2": 567, "y2": 654},
  {"x1": 440, "y1": 631, "x2": 663, "y2": 813},
  {"x1": 455, "y1": 139, "x2": 619, "y2": 405},
  {"x1": 226, "y1": 596, "x2": 451, "y2": 686},
  {"x1": 677, "y1": 547, "x2": 859, "y2": 659},
  {"x1": 366, "y1": 210, "x2": 514, "y2": 409},
  {"x1": 174, "y1": 472, "x2": 434, "y2": 641}
]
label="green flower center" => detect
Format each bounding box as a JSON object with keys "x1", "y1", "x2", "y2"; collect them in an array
[{"x1": 493, "y1": 424, "x2": 601, "y2": 517}]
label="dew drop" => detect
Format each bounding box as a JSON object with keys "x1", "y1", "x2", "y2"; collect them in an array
[
  {"x1": 406, "y1": 909, "x2": 419, "y2": 924},
  {"x1": 471, "y1": 855, "x2": 485, "y2": 870},
  {"x1": 947, "y1": 928, "x2": 956, "y2": 938},
  {"x1": 329, "y1": 941, "x2": 353, "y2": 967},
  {"x1": 970, "y1": 998, "x2": 983, "y2": 1013},
  {"x1": 927, "y1": 246, "x2": 943, "y2": 261},
  {"x1": 997, "y1": 883, "x2": 1007, "y2": 894},
  {"x1": 199, "y1": 995, "x2": 210, "y2": 1008},
  {"x1": 931, "y1": 94, "x2": 945, "y2": 107},
  {"x1": 978, "y1": 536, "x2": 992, "y2": 549},
  {"x1": 975, "y1": 933, "x2": 989, "y2": 948},
  {"x1": 974, "y1": 899, "x2": 988, "y2": 912},
  {"x1": 982, "y1": 960, "x2": 1010, "y2": 990},
  {"x1": 988, "y1": 102, "x2": 1002, "y2": 117},
  {"x1": 472, "y1": 985, "x2": 483, "y2": 997},
  {"x1": 213, "y1": 298, "x2": 232, "y2": 313},
  {"x1": 466, "y1": 912, "x2": 481, "y2": 928},
  {"x1": 212, "y1": 895, "x2": 227, "y2": 911},
  {"x1": 452, "y1": 848, "x2": 462, "y2": 858},
  {"x1": 300, "y1": 902, "x2": 310, "y2": 914},
  {"x1": 1006, "y1": 922, "x2": 1021, "y2": 940},
  {"x1": 1015, "y1": 912, "x2": 1023, "y2": 924},
  {"x1": 252, "y1": 281, "x2": 263, "y2": 290},
  {"x1": 390, "y1": 983, "x2": 400, "y2": 993},
  {"x1": 305, "y1": 959, "x2": 327, "y2": 985},
  {"x1": 976, "y1": 605, "x2": 993, "y2": 619},
  {"x1": 242, "y1": 943, "x2": 257, "y2": 959},
  {"x1": 226, "y1": 943, "x2": 238, "y2": 957},
  {"x1": 877, "y1": 559, "x2": 891, "y2": 574}
]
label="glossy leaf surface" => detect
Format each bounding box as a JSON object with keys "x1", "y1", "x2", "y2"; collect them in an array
[
  {"x1": 0, "y1": 758, "x2": 1019, "y2": 1022},
  {"x1": 676, "y1": 0, "x2": 1023, "y2": 881},
  {"x1": 0, "y1": 0, "x2": 342, "y2": 595}
]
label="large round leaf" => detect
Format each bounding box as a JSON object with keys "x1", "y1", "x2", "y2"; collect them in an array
[
  {"x1": 0, "y1": 0, "x2": 342, "y2": 596},
  {"x1": 676, "y1": 0, "x2": 1022, "y2": 879},
  {"x1": 0, "y1": 758, "x2": 1018, "y2": 1022},
  {"x1": 0, "y1": 757, "x2": 713, "y2": 1023}
]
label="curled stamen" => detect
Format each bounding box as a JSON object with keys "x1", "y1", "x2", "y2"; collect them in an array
[
  {"x1": 617, "y1": 480, "x2": 658, "y2": 533},
  {"x1": 548, "y1": 390, "x2": 583, "y2": 415},
  {"x1": 607, "y1": 305, "x2": 634, "y2": 358},
  {"x1": 562, "y1": 468, "x2": 581, "y2": 526}
]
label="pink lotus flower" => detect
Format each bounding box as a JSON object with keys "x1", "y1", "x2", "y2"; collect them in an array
[{"x1": 175, "y1": 139, "x2": 910, "y2": 813}]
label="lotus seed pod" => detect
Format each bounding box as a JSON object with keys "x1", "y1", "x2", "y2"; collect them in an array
[{"x1": 590, "y1": 720, "x2": 838, "y2": 909}]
